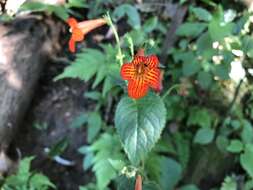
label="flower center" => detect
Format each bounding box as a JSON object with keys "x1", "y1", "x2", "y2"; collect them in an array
[{"x1": 135, "y1": 62, "x2": 147, "y2": 76}]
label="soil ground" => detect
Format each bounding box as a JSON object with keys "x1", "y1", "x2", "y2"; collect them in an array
[{"x1": 14, "y1": 59, "x2": 94, "y2": 189}]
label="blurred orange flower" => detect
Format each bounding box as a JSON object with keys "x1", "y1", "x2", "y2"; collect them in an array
[
  {"x1": 121, "y1": 49, "x2": 161, "y2": 99},
  {"x1": 67, "y1": 17, "x2": 107, "y2": 53},
  {"x1": 135, "y1": 175, "x2": 142, "y2": 190}
]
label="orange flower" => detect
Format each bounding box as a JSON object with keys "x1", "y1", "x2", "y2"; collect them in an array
[
  {"x1": 135, "y1": 175, "x2": 142, "y2": 190},
  {"x1": 67, "y1": 17, "x2": 107, "y2": 53},
  {"x1": 120, "y1": 49, "x2": 161, "y2": 99}
]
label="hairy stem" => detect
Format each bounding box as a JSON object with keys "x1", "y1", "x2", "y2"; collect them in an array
[
  {"x1": 105, "y1": 13, "x2": 124, "y2": 66},
  {"x1": 162, "y1": 84, "x2": 181, "y2": 100}
]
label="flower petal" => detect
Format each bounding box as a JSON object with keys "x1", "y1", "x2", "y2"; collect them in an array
[
  {"x1": 128, "y1": 79, "x2": 149, "y2": 99},
  {"x1": 145, "y1": 55, "x2": 159, "y2": 68},
  {"x1": 132, "y1": 56, "x2": 144, "y2": 66},
  {"x1": 68, "y1": 39, "x2": 76, "y2": 53},
  {"x1": 78, "y1": 18, "x2": 107, "y2": 35},
  {"x1": 72, "y1": 28, "x2": 84, "y2": 41},
  {"x1": 135, "y1": 175, "x2": 142, "y2": 190},
  {"x1": 67, "y1": 17, "x2": 78, "y2": 28},
  {"x1": 144, "y1": 67, "x2": 161, "y2": 90},
  {"x1": 121, "y1": 63, "x2": 135, "y2": 80}
]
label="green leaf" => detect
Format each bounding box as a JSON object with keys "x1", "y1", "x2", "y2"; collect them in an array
[
  {"x1": 197, "y1": 71, "x2": 212, "y2": 89},
  {"x1": 216, "y1": 135, "x2": 229, "y2": 152},
  {"x1": 55, "y1": 49, "x2": 105, "y2": 81},
  {"x1": 48, "y1": 137, "x2": 69, "y2": 158},
  {"x1": 173, "y1": 133, "x2": 190, "y2": 169},
  {"x1": 213, "y1": 63, "x2": 230, "y2": 80},
  {"x1": 242, "y1": 35, "x2": 253, "y2": 58},
  {"x1": 33, "y1": 122, "x2": 48, "y2": 130},
  {"x1": 182, "y1": 61, "x2": 201, "y2": 77},
  {"x1": 187, "y1": 107, "x2": 212, "y2": 128},
  {"x1": 115, "y1": 93, "x2": 166, "y2": 164},
  {"x1": 102, "y1": 76, "x2": 115, "y2": 97},
  {"x1": 165, "y1": 95, "x2": 186, "y2": 121},
  {"x1": 92, "y1": 64, "x2": 107, "y2": 88},
  {"x1": 116, "y1": 175, "x2": 135, "y2": 190},
  {"x1": 87, "y1": 112, "x2": 102, "y2": 143},
  {"x1": 221, "y1": 176, "x2": 237, "y2": 190},
  {"x1": 241, "y1": 120, "x2": 253, "y2": 144},
  {"x1": 67, "y1": 0, "x2": 88, "y2": 8},
  {"x1": 90, "y1": 134, "x2": 125, "y2": 189},
  {"x1": 176, "y1": 22, "x2": 207, "y2": 37},
  {"x1": 226, "y1": 139, "x2": 243, "y2": 153},
  {"x1": 83, "y1": 152, "x2": 94, "y2": 171},
  {"x1": 240, "y1": 144, "x2": 253, "y2": 178},
  {"x1": 19, "y1": 2, "x2": 48, "y2": 12},
  {"x1": 180, "y1": 184, "x2": 200, "y2": 190},
  {"x1": 113, "y1": 4, "x2": 141, "y2": 29},
  {"x1": 79, "y1": 183, "x2": 97, "y2": 190},
  {"x1": 244, "y1": 180, "x2": 253, "y2": 190},
  {"x1": 158, "y1": 157, "x2": 182, "y2": 190},
  {"x1": 191, "y1": 7, "x2": 212, "y2": 21},
  {"x1": 143, "y1": 17, "x2": 158, "y2": 33},
  {"x1": 175, "y1": 51, "x2": 200, "y2": 77},
  {"x1": 174, "y1": 51, "x2": 194, "y2": 63},
  {"x1": 4, "y1": 156, "x2": 55, "y2": 189},
  {"x1": 128, "y1": 29, "x2": 146, "y2": 46},
  {"x1": 29, "y1": 173, "x2": 56, "y2": 189},
  {"x1": 84, "y1": 91, "x2": 102, "y2": 101},
  {"x1": 79, "y1": 134, "x2": 126, "y2": 189},
  {"x1": 194, "y1": 128, "x2": 215, "y2": 144},
  {"x1": 49, "y1": 5, "x2": 69, "y2": 21},
  {"x1": 69, "y1": 113, "x2": 88, "y2": 128},
  {"x1": 18, "y1": 157, "x2": 34, "y2": 175},
  {"x1": 108, "y1": 159, "x2": 125, "y2": 171},
  {"x1": 146, "y1": 154, "x2": 182, "y2": 190},
  {"x1": 196, "y1": 32, "x2": 216, "y2": 59},
  {"x1": 208, "y1": 8, "x2": 234, "y2": 41}
]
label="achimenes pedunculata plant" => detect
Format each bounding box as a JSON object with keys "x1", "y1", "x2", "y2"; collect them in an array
[{"x1": 59, "y1": 13, "x2": 170, "y2": 189}]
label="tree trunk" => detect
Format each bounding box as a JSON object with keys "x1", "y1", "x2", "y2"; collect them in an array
[{"x1": 0, "y1": 17, "x2": 57, "y2": 152}]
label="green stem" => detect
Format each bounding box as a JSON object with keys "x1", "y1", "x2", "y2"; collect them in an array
[
  {"x1": 105, "y1": 13, "x2": 124, "y2": 66},
  {"x1": 126, "y1": 34, "x2": 134, "y2": 58},
  {"x1": 162, "y1": 84, "x2": 181, "y2": 99}
]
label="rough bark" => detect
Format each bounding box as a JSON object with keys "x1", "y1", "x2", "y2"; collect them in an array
[
  {"x1": 160, "y1": 4, "x2": 188, "y2": 64},
  {"x1": 0, "y1": 17, "x2": 57, "y2": 152}
]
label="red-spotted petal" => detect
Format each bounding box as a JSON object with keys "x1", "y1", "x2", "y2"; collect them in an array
[
  {"x1": 154, "y1": 70, "x2": 163, "y2": 92},
  {"x1": 132, "y1": 56, "x2": 144, "y2": 66},
  {"x1": 144, "y1": 68, "x2": 161, "y2": 90},
  {"x1": 128, "y1": 79, "x2": 149, "y2": 99},
  {"x1": 69, "y1": 39, "x2": 76, "y2": 53},
  {"x1": 121, "y1": 63, "x2": 135, "y2": 80},
  {"x1": 145, "y1": 55, "x2": 159, "y2": 68},
  {"x1": 67, "y1": 17, "x2": 78, "y2": 28}
]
